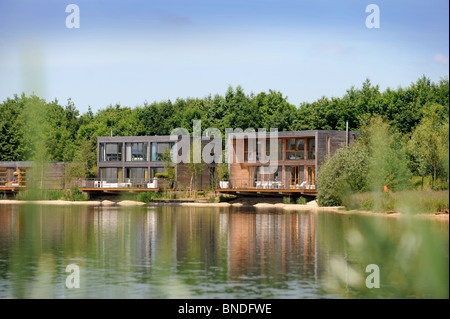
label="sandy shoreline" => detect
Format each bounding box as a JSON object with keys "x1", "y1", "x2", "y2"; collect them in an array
[{"x1": 0, "y1": 199, "x2": 447, "y2": 221}]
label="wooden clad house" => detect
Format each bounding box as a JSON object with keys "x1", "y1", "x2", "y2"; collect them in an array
[
  {"x1": 226, "y1": 130, "x2": 356, "y2": 192},
  {"x1": 0, "y1": 161, "x2": 66, "y2": 190}
]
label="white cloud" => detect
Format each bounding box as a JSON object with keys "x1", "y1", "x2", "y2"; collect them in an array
[
  {"x1": 432, "y1": 53, "x2": 449, "y2": 65},
  {"x1": 312, "y1": 43, "x2": 346, "y2": 55}
]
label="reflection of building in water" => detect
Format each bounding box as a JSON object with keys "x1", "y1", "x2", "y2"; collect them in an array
[
  {"x1": 174, "y1": 207, "x2": 224, "y2": 268},
  {"x1": 91, "y1": 206, "x2": 156, "y2": 277},
  {"x1": 228, "y1": 211, "x2": 317, "y2": 280},
  {"x1": 0, "y1": 204, "x2": 19, "y2": 248}
]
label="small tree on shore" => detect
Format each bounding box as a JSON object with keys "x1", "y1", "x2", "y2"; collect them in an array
[{"x1": 409, "y1": 103, "x2": 449, "y2": 188}]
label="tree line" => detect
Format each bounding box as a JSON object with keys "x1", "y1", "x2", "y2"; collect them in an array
[{"x1": 0, "y1": 75, "x2": 448, "y2": 186}]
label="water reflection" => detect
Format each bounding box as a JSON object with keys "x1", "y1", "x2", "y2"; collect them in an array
[{"x1": 0, "y1": 204, "x2": 447, "y2": 298}]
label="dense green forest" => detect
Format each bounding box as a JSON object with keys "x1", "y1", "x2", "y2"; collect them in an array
[{"x1": 0, "y1": 75, "x2": 448, "y2": 191}]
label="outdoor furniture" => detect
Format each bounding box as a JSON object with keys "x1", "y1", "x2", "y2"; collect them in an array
[
  {"x1": 219, "y1": 181, "x2": 229, "y2": 189},
  {"x1": 95, "y1": 181, "x2": 119, "y2": 188},
  {"x1": 147, "y1": 177, "x2": 159, "y2": 189}
]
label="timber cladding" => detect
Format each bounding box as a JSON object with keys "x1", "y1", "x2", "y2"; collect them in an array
[{"x1": 0, "y1": 161, "x2": 66, "y2": 189}]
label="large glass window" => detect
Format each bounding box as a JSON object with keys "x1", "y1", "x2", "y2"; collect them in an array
[
  {"x1": 151, "y1": 142, "x2": 174, "y2": 162},
  {"x1": 307, "y1": 138, "x2": 315, "y2": 159},
  {"x1": 287, "y1": 165, "x2": 305, "y2": 187},
  {"x1": 307, "y1": 166, "x2": 315, "y2": 186},
  {"x1": 251, "y1": 166, "x2": 282, "y2": 187},
  {"x1": 248, "y1": 166, "x2": 258, "y2": 187},
  {"x1": 125, "y1": 142, "x2": 148, "y2": 162},
  {"x1": 286, "y1": 138, "x2": 304, "y2": 160},
  {"x1": 100, "y1": 143, "x2": 122, "y2": 162},
  {"x1": 100, "y1": 167, "x2": 121, "y2": 183},
  {"x1": 125, "y1": 167, "x2": 148, "y2": 182},
  {"x1": 244, "y1": 139, "x2": 259, "y2": 162},
  {"x1": 265, "y1": 139, "x2": 283, "y2": 160}
]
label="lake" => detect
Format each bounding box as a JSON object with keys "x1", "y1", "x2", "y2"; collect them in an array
[{"x1": 0, "y1": 204, "x2": 448, "y2": 299}]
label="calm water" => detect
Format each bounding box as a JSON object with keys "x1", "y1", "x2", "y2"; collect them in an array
[{"x1": 0, "y1": 204, "x2": 448, "y2": 299}]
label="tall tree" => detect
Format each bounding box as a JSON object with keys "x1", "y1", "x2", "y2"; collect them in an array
[{"x1": 409, "y1": 103, "x2": 449, "y2": 187}]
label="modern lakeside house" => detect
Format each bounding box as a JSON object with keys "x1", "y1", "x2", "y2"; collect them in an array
[
  {"x1": 93, "y1": 135, "x2": 219, "y2": 190},
  {"x1": 226, "y1": 130, "x2": 356, "y2": 194},
  {"x1": 90, "y1": 130, "x2": 356, "y2": 195}
]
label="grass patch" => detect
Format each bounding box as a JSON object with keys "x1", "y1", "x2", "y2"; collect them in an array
[
  {"x1": 136, "y1": 191, "x2": 162, "y2": 203},
  {"x1": 15, "y1": 187, "x2": 88, "y2": 201},
  {"x1": 344, "y1": 190, "x2": 449, "y2": 214}
]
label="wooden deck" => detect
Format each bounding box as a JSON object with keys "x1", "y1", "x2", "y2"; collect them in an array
[
  {"x1": 0, "y1": 186, "x2": 27, "y2": 193},
  {"x1": 79, "y1": 187, "x2": 159, "y2": 193},
  {"x1": 217, "y1": 188, "x2": 317, "y2": 196}
]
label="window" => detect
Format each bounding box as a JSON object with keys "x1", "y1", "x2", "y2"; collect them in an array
[
  {"x1": 286, "y1": 138, "x2": 304, "y2": 160},
  {"x1": 251, "y1": 166, "x2": 282, "y2": 185},
  {"x1": 0, "y1": 168, "x2": 6, "y2": 186},
  {"x1": 18, "y1": 167, "x2": 28, "y2": 186},
  {"x1": 100, "y1": 167, "x2": 121, "y2": 183},
  {"x1": 248, "y1": 166, "x2": 258, "y2": 187},
  {"x1": 265, "y1": 139, "x2": 283, "y2": 160},
  {"x1": 244, "y1": 139, "x2": 259, "y2": 162},
  {"x1": 287, "y1": 165, "x2": 304, "y2": 187},
  {"x1": 125, "y1": 167, "x2": 148, "y2": 182},
  {"x1": 307, "y1": 138, "x2": 315, "y2": 159},
  {"x1": 307, "y1": 166, "x2": 315, "y2": 186},
  {"x1": 100, "y1": 143, "x2": 122, "y2": 161},
  {"x1": 126, "y1": 142, "x2": 148, "y2": 161},
  {"x1": 151, "y1": 142, "x2": 174, "y2": 162}
]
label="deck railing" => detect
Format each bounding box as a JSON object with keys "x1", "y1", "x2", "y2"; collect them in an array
[
  {"x1": 78, "y1": 178, "x2": 162, "y2": 189},
  {"x1": 76, "y1": 177, "x2": 316, "y2": 192},
  {"x1": 221, "y1": 178, "x2": 316, "y2": 191}
]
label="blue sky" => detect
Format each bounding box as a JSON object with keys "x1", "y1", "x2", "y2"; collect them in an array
[{"x1": 0, "y1": 0, "x2": 448, "y2": 113}]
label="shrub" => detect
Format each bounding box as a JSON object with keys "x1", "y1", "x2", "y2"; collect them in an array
[
  {"x1": 296, "y1": 197, "x2": 307, "y2": 205},
  {"x1": 283, "y1": 197, "x2": 291, "y2": 204},
  {"x1": 136, "y1": 191, "x2": 161, "y2": 202},
  {"x1": 67, "y1": 187, "x2": 89, "y2": 201},
  {"x1": 317, "y1": 143, "x2": 369, "y2": 206},
  {"x1": 361, "y1": 197, "x2": 374, "y2": 211},
  {"x1": 155, "y1": 173, "x2": 169, "y2": 179},
  {"x1": 317, "y1": 117, "x2": 413, "y2": 207}
]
